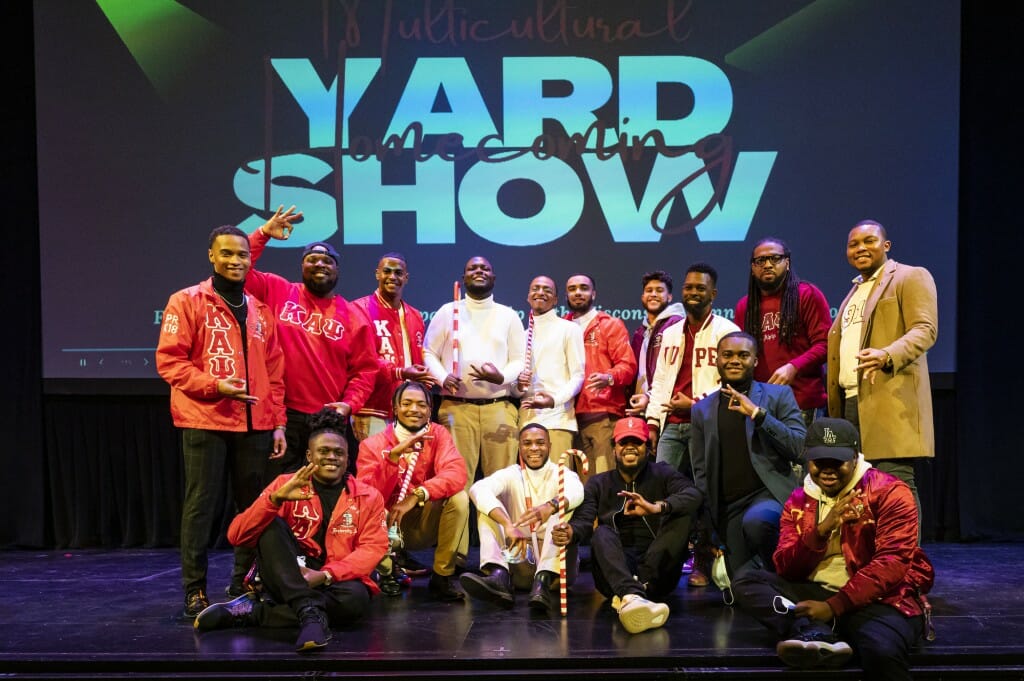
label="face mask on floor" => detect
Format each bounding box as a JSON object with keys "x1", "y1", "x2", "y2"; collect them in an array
[{"x1": 711, "y1": 551, "x2": 734, "y2": 606}]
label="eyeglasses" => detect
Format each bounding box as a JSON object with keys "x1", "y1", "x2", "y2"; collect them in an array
[{"x1": 751, "y1": 254, "x2": 788, "y2": 267}]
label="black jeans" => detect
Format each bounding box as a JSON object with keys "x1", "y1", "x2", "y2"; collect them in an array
[
  {"x1": 255, "y1": 517, "x2": 370, "y2": 627},
  {"x1": 590, "y1": 513, "x2": 691, "y2": 601},
  {"x1": 180, "y1": 428, "x2": 271, "y2": 593},
  {"x1": 721, "y1": 488, "x2": 783, "y2": 576},
  {"x1": 732, "y1": 568, "x2": 924, "y2": 680}
]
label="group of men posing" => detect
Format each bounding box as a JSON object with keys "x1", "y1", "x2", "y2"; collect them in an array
[{"x1": 156, "y1": 206, "x2": 937, "y2": 678}]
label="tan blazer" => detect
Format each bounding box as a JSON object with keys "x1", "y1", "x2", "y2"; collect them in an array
[{"x1": 827, "y1": 259, "x2": 937, "y2": 460}]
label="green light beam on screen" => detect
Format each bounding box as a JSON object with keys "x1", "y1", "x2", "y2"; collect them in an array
[
  {"x1": 95, "y1": 0, "x2": 226, "y2": 99},
  {"x1": 725, "y1": 0, "x2": 859, "y2": 73}
]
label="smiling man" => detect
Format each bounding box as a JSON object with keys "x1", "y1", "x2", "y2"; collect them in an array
[
  {"x1": 643, "y1": 263, "x2": 739, "y2": 587},
  {"x1": 156, "y1": 224, "x2": 287, "y2": 619},
  {"x1": 645, "y1": 263, "x2": 739, "y2": 473},
  {"x1": 194, "y1": 408, "x2": 388, "y2": 653},
  {"x1": 827, "y1": 220, "x2": 938, "y2": 527},
  {"x1": 731, "y1": 418, "x2": 934, "y2": 678},
  {"x1": 627, "y1": 270, "x2": 685, "y2": 418},
  {"x1": 424, "y1": 256, "x2": 526, "y2": 489},
  {"x1": 690, "y1": 332, "x2": 806, "y2": 583},
  {"x1": 552, "y1": 418, "x2": 702, "y2": 633},
  {"x1": 245, "y1": 207, "x2": 380, "y2": 488},
  {"x1": 352, "y1": 252, "x2": 433, "y2": 441},
  {"x1": 355, "y1": 381, "x2": 470, "y2": 601},
  {"x1": 461, "y1": 423, "x2": 584, "y2": 614},
  {"x1": 515, "y1": 276, "x2": 585, "y2": 457}
]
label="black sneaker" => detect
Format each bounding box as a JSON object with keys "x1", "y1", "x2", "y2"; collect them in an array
[
  {"x1": 295, "y1": 606, "x2": 331, "y2": 653},
  {"x1": 194, "y1": 593, "x2": 257, "y2": 631},
  {"x1": 183, "y1": 589, "x2": 209, "y2": 619},
  {"x1": 776, "y1": 631, "x2": 853, "y2": 669}
]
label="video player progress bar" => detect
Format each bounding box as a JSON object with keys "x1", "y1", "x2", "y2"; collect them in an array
[{"x1": 62, "y1": 348, "x2": 156, "y2": 352}]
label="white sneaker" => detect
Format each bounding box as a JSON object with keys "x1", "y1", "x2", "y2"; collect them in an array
[
  {"x1": 776, "y1": 635, "x2": 853, "y2": 668},
  {"x1": 615, "y1": 594, "x2": 669, "y2": 634}
]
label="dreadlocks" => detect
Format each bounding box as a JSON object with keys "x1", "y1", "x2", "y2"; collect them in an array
[{"x1": 744, "y1": 237, "x2": 802, "y2": 347}]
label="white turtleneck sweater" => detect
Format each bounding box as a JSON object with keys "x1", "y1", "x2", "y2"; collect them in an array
[
  {"x1": 424, "y1": 294, "x2": 526, "y2": 399},
  {"x1": 517, "y1": 309, "x2": 585, "y2": 432}
]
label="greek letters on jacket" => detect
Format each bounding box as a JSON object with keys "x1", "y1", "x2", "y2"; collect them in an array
[
  {"x1": 370, "y1": 317, "x2": 423, "y2": 367},
  {"x1": 278, "y1": 300, "x2": 346, "y2": 340},
  {"x1": 201, "y1": 303, "x2": 267, "y2": 378}
]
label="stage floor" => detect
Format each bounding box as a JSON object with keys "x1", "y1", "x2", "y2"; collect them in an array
[{"x1": 1, "y1": 542, "x2": 1023, "y2": 679}]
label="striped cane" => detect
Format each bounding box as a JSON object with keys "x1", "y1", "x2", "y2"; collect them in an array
[
  {"x1": 524, "y1": 310, "x2": 535, "y2": 375},
  {"x1": 452, "y1": 282, "x2": 460, "y2": 378},
  {"x1": 388, "y1": 438, "x2": 423, "y2": 550},
  {"x1": 556, "y1": 448, "x2": 588, "y2": 616}
]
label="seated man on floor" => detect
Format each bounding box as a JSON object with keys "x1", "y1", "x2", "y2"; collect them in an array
[
  {"x1": 460, "y1": 422, "x2": 584, "y2": 614},
  {"x1": 552, "y1": 417, "x2": 702, "y2": 633},
  {"x1": 731, "y1": 417, "x2": 934, "y2": 677},
  {"x1": 194, "y1": 408, "x2": 388, "y2": 653},
  {"x1": 355, "y1": 380, "x2": 470, "y2": 601}
]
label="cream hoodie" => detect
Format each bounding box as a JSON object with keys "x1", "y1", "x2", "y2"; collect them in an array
[{"x1": 802, "y1": 454, "x2": 872, "y2": 591}]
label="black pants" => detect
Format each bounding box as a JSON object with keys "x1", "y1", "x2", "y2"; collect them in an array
[
  {"x1": 590, "y1": 513, "x2": 691, "y2": 601},
  {"x1": 180, "y1": 428, "x2": 271, "y2": 593},
  {"x1": 720, "y1": 488, "x2": 783, "y2": 576},
  {"x1": 254, "y1": 518, "x2": 370, "y2": 627},
  {"x1": 732, "y1": 568, "x2": 924, "y2": 680}
]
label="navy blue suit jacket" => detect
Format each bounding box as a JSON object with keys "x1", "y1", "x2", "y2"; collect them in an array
[{"x1": 690, "y1": 381, "x2": 806, "y2": 531}]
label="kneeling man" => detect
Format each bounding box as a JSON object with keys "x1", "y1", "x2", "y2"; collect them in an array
[
  {"x1": 461, "y1": 423, "x2": 584, "y2": 613},
  {"x1": 194, "y1": 408, "x2": 388, "y2": 653}
]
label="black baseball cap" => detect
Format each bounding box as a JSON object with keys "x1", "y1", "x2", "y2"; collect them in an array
[
  {"x1": 301, "y1": 241, "x2": 340, "y2": 264},
  {"x1": 803, "y1": 418, "x2": 859, "y2": 462}
]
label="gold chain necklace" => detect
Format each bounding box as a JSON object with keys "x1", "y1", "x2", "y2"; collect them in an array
[{"x1": 214, "y1": 289, "x2": 246, "y2": 309}]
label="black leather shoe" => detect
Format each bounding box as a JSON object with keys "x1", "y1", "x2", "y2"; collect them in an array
[
  {"x1": 183, "y1": 589, "x2": 209, "y2": 619},
  {"x1": 459, "y1": 565, "x2": 513, "y2": 608},
  {"x1": 528, "y1": 570, "x2": 556, "y2": 613},
  {"x1": 378, "y1": 571, "x2": 402, "y2": 597},
  {"x1": 428, "y1": 572, "x2": 464, "y2": 601},
  {"x1": 194, "y1": 593, "x2": 258, "y2": 631}
]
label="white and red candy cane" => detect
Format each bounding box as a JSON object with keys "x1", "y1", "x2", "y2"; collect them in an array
[
  {"x1": 451, "y1": 281, "x2": 461, "y2": 378},
  {"x1": 389, "y1": 439, "x2": 423, "y2": 548},
  {"x1": 523, "y1": 310, "x2": 535, "y2": 376},
  {"x1": 395, "y1": 443, "x2": 422, "y2": 505},
  {"x1": 556, "y1": 448, "x2": 588, "y2": 616}
]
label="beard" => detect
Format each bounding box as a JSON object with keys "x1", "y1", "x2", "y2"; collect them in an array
[
  {"x1": 568, "y1": 298, "x2": 592, "y2": 314},
  {"x1": 464, "y1": 280, "x2": 494, "y2": 298},
  {"x1": 615, "y1": 457, "x2": 643, "y2": 477},
  {"x1": 304, "y1": 275, "x2": 338, "y2": 296}
]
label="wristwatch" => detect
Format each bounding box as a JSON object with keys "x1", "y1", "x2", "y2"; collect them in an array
[
  {"x1": 322, "y1": 570, "x2": 333, "y2": 586},
  {"x1": 413, "y1": 487, "x2": 428, "y2": 506}
]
